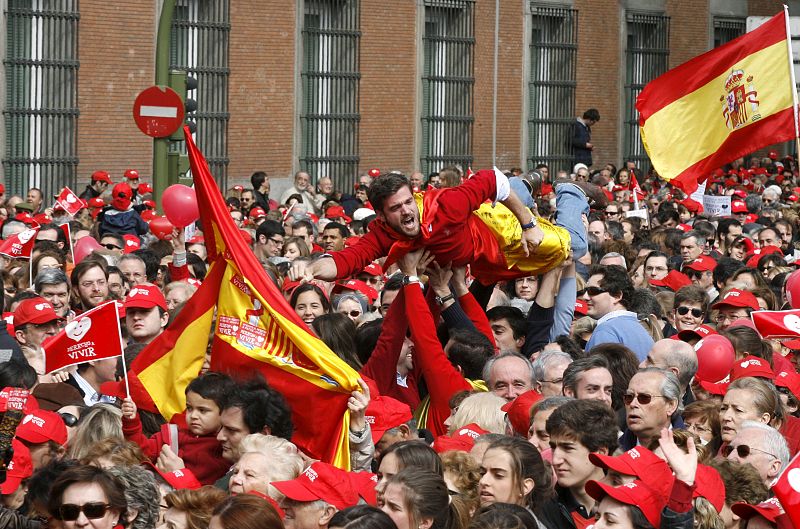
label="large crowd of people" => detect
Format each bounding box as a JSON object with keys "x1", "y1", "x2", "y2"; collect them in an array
[{"x1": 0, "y1": 153, "x2": 796, "y2": 529}]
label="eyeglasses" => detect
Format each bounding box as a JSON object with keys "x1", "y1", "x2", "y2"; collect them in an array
[
  {"x1": 541, "y1": 378, "x2": 563, "y2": 385},
  {"x1": 721, "y1": 444, "x2": 777, "y2": 460},
  {"x1": 676, "y1": 306, "x2": 704, "y2": 318},
  {"x1": 268, "y1": 238, "x2": 284, "y2": 246},
  {"x1": 585, "y1": 286, "x2": 608, "y2": 297},
  {"x1": 59, "y1": 412, "x2": 79, "y2": 427},
  {"x1": 623, "y1": 391, "x2": 667, "y2": 405},
  {"x1": 102, "y1": 243, "x2": 122, "y2": 250},
  {"x1": 605, "y1": 210, "x2": 620, "y2": 216},
  {"x1": 343, "y1": 310, "x2": 362, "y2": 318},
  {"x1": 684, "y1": 269, "x2": 704, "y2": 279},
  {"x1": 57, "y1": 503, "x2": 111, "y2": 521}
]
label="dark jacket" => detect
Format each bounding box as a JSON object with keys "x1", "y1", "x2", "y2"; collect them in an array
[
  {"x1": 619, "y1": 414, "x2": 686, "y2": 451},
  {"x1": 0, "y1": 325, "x2": 26, "y2": 365},
  {"x1": 78, "y1": 184, "x2": 101, "y2": 201},
  {"x1": 571, "y1": 120, "x2": 592, "y2": 166},
  {"x1": 98, "y1": 207, "x2": 148, "y2": 237},
  {"x1": 538, "y1": 486, "x2": 590, "y2": 529}
]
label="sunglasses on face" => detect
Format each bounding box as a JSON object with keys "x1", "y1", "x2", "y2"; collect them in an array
[
  {"x1": 584, "y1": 286, "x2": 607, "y2": 297},
  {"x1": 721, "y1": 444, "x2": 777, "y2": 460},
  {"x1": 344, "y1": 310, "x2": 361, "y2": 318},
  {"x1": 57, "y1": 503, "x2": 111, "y2": 521},
  {"x1": 623, "y1": 391, "x2": 667, "y2": 405},
  {"x1": 676, "y1": 306, "x2": 704, "y2": 318},
  {"x1": 59, "y1": 412, "x2": 79, "y2": 427}
]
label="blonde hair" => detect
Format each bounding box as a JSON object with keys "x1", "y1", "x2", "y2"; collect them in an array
[
  {"x1": 727, "y1": 377, "x2": 784, "y2": 426},
  {"x1": 237, "y1": 434, "x2": 304, "y2": 499},
  {"x1": 80, "y1": 438, "x2": 145, "y2": 468},
  {"x1": 448, "y1": 392, "x2": 506, "y2": 434},
  {"x1": 68, "y1": 403, "x2": 124, "y2": 460},
  {"x1": 440, "y1": 451, "x2": 480, "y2": 514}
]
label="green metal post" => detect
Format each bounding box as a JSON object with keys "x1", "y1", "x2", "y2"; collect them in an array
[{"x1": 153, "y1": 0, "x2": 177, "y2": 209}]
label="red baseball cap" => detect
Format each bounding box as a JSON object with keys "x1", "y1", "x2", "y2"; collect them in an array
[
  {"x1": 14, "y1": 297, "x2": 62, "y2": 327},
  {"x1": 141, "y1": 209, "x2": 157, "y2": 222},
  {"x1": 122, "y1": 235, "x2": 141, "y2": 254},
  {"x1": 712, "y1": 289, "x2": 760, "y2": 311},
  {"x1": 649, "y1": 270, "x2": 692, "y2": 292},
  {"x1": 1, "y1": 439, "x2": 33, "y2": 495},
  {"x1": 501, "y1": 390, "x2": 542, "y2": 436},
  {"x1": 138, "y1": 183, "x2": 154, "y2": 195},
  {"x1": 732, "y1": 497, "x2": 787, "y2": 524},
  {"x1": 768, "y1": 150, "x2": 779, "y2": 160},
  {"x1": 432, "y1": 423, "x2": 489, "y2": 454},
  {"x1": 142, "y1": 462, "x2": 202, "y2": 490},
  {"x1": 574, "y1": 299, "x2": 588, "y2": 316},
  {"x1": 683, "y1": 256, "x2": 717, "y2": 272},
  {"x1": 91, "y1": 171, "x2": 112, "y2": 184},
  {"x1": 368, "y1": 168, "x2": 380, "y2": 178},
  {"x1": 249, "y1": 207, "x2": 267, "y2": 220},
  {"x1": 187, "y1": 235, "x2": 205, "y2": 245},
  {"x1": 111, "y1": 183, "x2": 133, "y2": 211},
  {"x1": 694, "y1": 464, "x2": 725, "y2": 513},
  {"x1": 272, "y1": 462, "x2": 360, "y2": 510},
  {"x1": 334, "y1": 279, "x2": 378, "y2": 305},
  {"x1": 349, "y1": 472, "x2": 378, "y2": 506},
  {"x1": 775, "y1": 369, "x2": 800, "y2": 399},
  {"x1": 677, "y1": 324, "x2": 717, "y2": 342},
  {"x1": 15, "y1": 409, "x2": 68, "y2": 446},
  {"x1": 365, "y1": 395, "x2": 412, "y2": 443},
  {"x1": 732, "y1": 200, "x2": 748, "y2": 213},
  {"x1": 585, "y1": 480, "x2": 667, "y2": 529},
  {"x1": 325, "y1": 205, "x2": 352, "y2": 223},
  {"x1": 124, "y1": 169, "x2": 140, "y2": 180},
  {"x1": 124, "y1": 285, "x2": 167, "y2": 311},
  {"x1": 87, "y1": 197, "x2": 105, "y2": 208},
  {"x1": 361, "y1": 262, "x2": 383, "y2": 277},
  {"x1": 589, "y1": 446, "x2": 673, "y2": 498},
  {"x1": 746, "y1": 245, "x2": 783, "y2": 268},
  {"x1": 730, "y1": 355, "x2": 774, "y2": 381}
]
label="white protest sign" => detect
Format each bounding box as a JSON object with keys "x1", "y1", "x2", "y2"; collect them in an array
[{"x1": 702, "y1": 195, "x2": 731, "y2": 217}]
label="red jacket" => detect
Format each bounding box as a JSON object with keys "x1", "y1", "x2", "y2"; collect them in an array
[
  {"x1": 360, "y1": 288, "x2": 421, "y2": 409},
  {"x1": 331, "y1": 171, "x2": 503, "y2": 281},
  {"x1": 405, "y1": 283, "x2": 472, "y2": 437},
  {"x1": 122, "y1": 414, "x2": 229, "y2": 485}
]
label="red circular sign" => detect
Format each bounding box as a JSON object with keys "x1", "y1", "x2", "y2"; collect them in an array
[{"x1": 132, "y1": 86, "x2": 185, "y2": 138}]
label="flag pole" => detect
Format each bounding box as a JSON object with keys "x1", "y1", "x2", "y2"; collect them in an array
[
  {"x1": 114, "y1": 301, "x2": 131, "y2": 398},
  {"x1": 784, "y1": 4, "x2": 800, "y2": 157}
]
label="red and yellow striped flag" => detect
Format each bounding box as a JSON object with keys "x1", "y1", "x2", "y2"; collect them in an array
[
  {"x1": 637, "y1": 10, "x2": 797, "y2": 193},
  {"x1": 127, "y1": 127, "x2": 361, "y2": 469}
]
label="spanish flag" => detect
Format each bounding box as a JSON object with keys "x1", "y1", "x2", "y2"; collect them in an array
[
  {"x1": 637, "y1": 9, "x2": 797, "y2": 194},
  {"x1": 126, "y1": 127, "x2": 361, "y2": 469}
]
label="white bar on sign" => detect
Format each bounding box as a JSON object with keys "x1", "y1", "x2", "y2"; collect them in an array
[{"x1": 140, "y1": 105, "x2": 178, "y2": 118}]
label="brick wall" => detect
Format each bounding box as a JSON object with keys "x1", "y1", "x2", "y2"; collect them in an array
[
  {"x1": 227, "y1": 0, "x2": 296, "y2": 182},
  {"x1": 358, "y1": 0, "x2": 419, "y2": 174},
  {"x1": 473, "y1": 0, "x2": 524, "y2": 170},
  {"x1": 667, "y1": 0, "x2": 710, "y2": 68},
  {"x1": 77, "y1": 0, "x2": 155, "y2": 181},
  {"x1": 574, "y1": 0, "x2": 620, "y2": 169},
  {"x1": 748, "y1": 0, "x2": 785, "y2": 16}
]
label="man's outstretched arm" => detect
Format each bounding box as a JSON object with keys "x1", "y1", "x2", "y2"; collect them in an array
[{"x1": 288, "y1": 255, "x2": 338, "y2": 281}]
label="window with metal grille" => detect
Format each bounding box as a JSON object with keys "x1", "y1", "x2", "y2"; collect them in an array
[
  {"x1": 421, "y1": 0, "x2": 474, "y2": 176},
  {"x1": 171, "y1": 0, "x2": 230, "y2": 189},
  {"x1": 527, "y1": 4, "x2": 577, "y2": 174},
  {"x1": 624, "y1": 12, "x2": 669, "y2": 175},
  {"x1": 3, "y1": 0, "x2": 79, "y2": 199},
  {"x1": 300, "y1": 0, "x2": 360, "y2": 190},
  {"x1": 713, "y1": 17, "x2": 745, "y2": 48}
]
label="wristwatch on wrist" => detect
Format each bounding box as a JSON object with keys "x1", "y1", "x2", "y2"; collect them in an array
[
  {"x1": 521, "y1": 217, "x2": 538, "y2": 231},
  {"x1": 403, "y1": 274, "x2": 421, "y2": 285},
  {"x1": 435, "y1": 293, "x2": 455, "y2": 306}
]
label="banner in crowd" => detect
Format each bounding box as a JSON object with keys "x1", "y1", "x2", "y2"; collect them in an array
[
  {"x1": 0, "y1": 227, "x2": 39, "y2": 259},
  {"x1": 772, "y1": 451, "x2": 800, "y2": 526},
  {"x1": 55, "y1": 187, "x2": 85, "y2": 216},
  {"x1": 752, "y1": 309, "x2": 800, "y2": 338},
  {"x1": 129, "y1": 126, "x2": 361, "y2": 469},
  {"x1": 43, "y1": 301, "x2": 124, "y2": 373},
  {"x1": 637, "y1": 9, "x2": 797, "y2": 194}
]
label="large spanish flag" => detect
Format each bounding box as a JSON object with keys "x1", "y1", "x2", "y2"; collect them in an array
[
  {"x1": 637, "y1": 9, "x2": 798, "y2": 194},
  {"x1": 126, "y1": 127, "x2": 361, "y2": 469}
]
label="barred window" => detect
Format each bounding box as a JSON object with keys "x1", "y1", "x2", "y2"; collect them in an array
[
  {"x1": 421, "y1": 0, "x2": 474, "y2": 176},
  {"x1": 624, "y1": 12, "x2": 669, "y2": 174},
  {"x1": 300, "y1": 0, "x2": 361, "y2": 190},
  {"x1": 171, "y1": 0, "x2": 230, "y2": 188},
  {"x1": 713, "y1": 17, "x2": 745, "y2": 47},
  {"x1": 3, "y1": 0, "x2": 79, "y2": 199},
  {"x1": 527, "y1": 4, "x2": 577, "y2": 174}
]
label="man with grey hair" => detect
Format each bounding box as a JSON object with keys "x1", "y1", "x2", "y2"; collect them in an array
[
  {"x1": 620, "y1": 367, "x2": 682, "y2": 450},
  {"x1": 531, "y1": 350, "x2": 573, "y2": 397},
  {"x1": 726, "y1": 421, "x2": 790, "y2": 487},
  {"x1": 1, "y1": 219, "x2": 26, "y2": 240},
  {"x1": 34, "y1": 268, "x2": 72, "y2": 319},
  {"x1": 117, "y1": 253, "x2": 147, "y2": 287},
  {"x1": 599, "y1": 252, "x2": 626, "y2": 268},
  {"x1": 561, "y1": 355, "x2": 613, "y2": 408},
  {"x1": 679, "y1": 231, "x2": 705, "y2": 263},
  {"x1": 762, "y1": 185, "x2": 782, "y2": 209},
  {"x1": 483, "y1": 351, "x2": 535, "y2": 402},
  {"x1": 640, "y1": 339, "x2": 698, "y2": 402}
]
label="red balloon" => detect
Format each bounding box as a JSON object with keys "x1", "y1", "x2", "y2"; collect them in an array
[
  {"x1": 149, "y1": 216, "x2": 174, "y2": 240},
  {"x1": 162, "y1": 184, "x2": 199, "y2": 228},
  {"x1": 73, "y1": 236, "x2": 102, "y2": 264},
  {"x1": 695, "y1": 335, "x2": 735, "y2": 383},
  {"x1": 786, "y1": 270, "x2": 800, "y2": 309}
]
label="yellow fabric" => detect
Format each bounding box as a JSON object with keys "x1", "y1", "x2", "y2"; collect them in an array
[
  {"x1": 414, "y1": 379, "x2": 488, "y2": 431},
  {"x1": 641, "y1": 41, "x2": 792, "y2": 180}
]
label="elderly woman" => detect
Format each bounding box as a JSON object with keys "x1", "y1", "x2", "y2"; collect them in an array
[
  {"x1": 107, "y1": 465, "x2": 160, "y2": 529},
  {"x1": 332, "y1": 292, "x2": 370, "y2": 324},
  {"x1": 228, "y1": 434, "x2": 304, "y2": 500}
]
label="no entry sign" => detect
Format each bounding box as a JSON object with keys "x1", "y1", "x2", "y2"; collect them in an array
[{"x1": 132, "y1": 86, "x2": 185, "y2": 138}]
